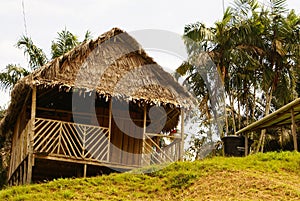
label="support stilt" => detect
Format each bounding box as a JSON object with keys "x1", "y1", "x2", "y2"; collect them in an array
[
  {"x1": 291, "y1": 108, "x2": 298, "y2": 151},
  {"x1": 180, "y1": 109, "x2": 185, "y2": 161}
]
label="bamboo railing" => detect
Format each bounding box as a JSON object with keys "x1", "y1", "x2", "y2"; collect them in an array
[
  {"x1": 33, "y1": 118, "x2": 181, "y2": 167},
  {"x1": 33, "y1": 118, "x2": 110, "y2": 163},
  {"x1": 142, "y1": 133, "x2": 181, "y2": 166}
]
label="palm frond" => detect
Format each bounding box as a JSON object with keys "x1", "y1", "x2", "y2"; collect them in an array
[
  {"x1": 83, "y1": 30, "x2": 92, "y2": 43},
  {"x1": 16, "y1": 35, "x2": 48, "y2": 70},
  {"x1": 51, "y1": 28, "x2": 80, "y2": 59},
  {"x1": 270, "y1": 0, "x2": 288, "y2": 15},
  {"x1": 0, "y1": 64, "x2": 29, "y2": 91}
]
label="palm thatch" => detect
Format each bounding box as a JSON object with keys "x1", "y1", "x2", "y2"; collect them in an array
[{"x1": 0, "y1": 27, "x2": 195, "y2": 136}]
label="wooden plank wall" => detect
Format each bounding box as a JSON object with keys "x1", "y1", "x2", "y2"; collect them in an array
[
  {"x1": 8, "y1": 104, "x2": 30, "y2": 180},
  {"x1": 109, "y1": 109, "x2": 143, "y2": 166}
]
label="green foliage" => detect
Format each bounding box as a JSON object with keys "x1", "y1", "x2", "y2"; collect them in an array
[
  {"x1": 169, "y1": 173, "x2": 197, "y2": 189},
  {"x1": 16, "y1": 36, "x2": 48, "y2": 70},
  {"x1": 51, "y1": 29, "x2": 92, "y2": 59},
  {"x1": 1, "y1": 28, "x2": 92, "y2": 92},
  {"x1": 0, "y1": 136, "x2": 7, "y2": 188},
  {"x1": 51, "y1": 28, "x2": 80, "y2": 59},
  {"x1": 0, "y1": 64, "x2": 29, "y2": 91},
  {"x1": 0, "y1": 106, "x2": 6, "y2": 120},
  {"x1": 83, "y1": 30, "x2": 93, "y2": 43},
  {"x1": 179, "y1": 0, "x2": 300, "y2": 151}
]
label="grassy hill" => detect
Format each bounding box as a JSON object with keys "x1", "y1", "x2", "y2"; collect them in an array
[{"x1": 1, "y1": 152, "x2": 300, "y2": 201}]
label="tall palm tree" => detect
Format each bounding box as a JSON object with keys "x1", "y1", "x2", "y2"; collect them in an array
[
  {"x1": 178, "y1": 0, "x2": 300, "y2": 152},
  {"x1": 177, "y1": 7, "x2": 236, "y2": 137},
  {"x1": 255, "y1": 0, "x2": 300, "y2": 152}
]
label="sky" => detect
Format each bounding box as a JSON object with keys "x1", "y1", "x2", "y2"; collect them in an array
[{"x1": 0, "y1": 0, "x2": 300, "y2": 107}]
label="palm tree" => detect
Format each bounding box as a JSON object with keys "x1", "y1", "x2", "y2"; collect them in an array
[
  {"x1": 255, "y1": 0, "x2": 300, "y2": 152},
  {"x1": 0, "y1": 36, "x2": 48, "y2": 94},
  {"x1": 51, "y1": 29, "x2": 92, "y2": 59},
  {"x1": 177, "y1": 7, "x2": 237, "y2": 137},
  {"x1": 178, "y1": 0, "x2": 300, "y2": 152},
  {"x1": 178, "y1": 2, "x2": 261, "y2": 136},
  {"x1": 1, "y1": 28, "x2": 92, "y2": 92},
  {"x1": 16, "y1": 36, "x2": 48, "y2": 70},
  {"x1": 0, "y1": 64, "x2": 29, "y2": 91}
]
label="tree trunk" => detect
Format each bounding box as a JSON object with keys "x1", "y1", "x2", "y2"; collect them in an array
[
  {"x1": 238, "y1": 97, "x2": 241, "y2": 130},
  {"x1": 251, "y1": 85, "x2": 256, "y2": 123},
  {"x1": 225, "y1": 104, "x2": 229, "y2": 137},
  {"x1": 246, "y1": 94, "x2": 249, "y2": 126},
  {"x1": 229, "y1": 93, "x2": 236, "y2": 135},
  {"x1": 279, "y1": 127, "x2": 283, "y2": 149},
  {"x1": 256, "y1": 88, "x2": 273, "y2": 153}
]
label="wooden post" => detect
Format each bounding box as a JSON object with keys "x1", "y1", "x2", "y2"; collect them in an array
[
  {"x1": 82, "y1": 126, "x2": 86, "y2": 158},
  {"x1": 245, "y1": 133, "x2": 248, "y2": 156},
  {"x1": 23, "y1": 159, "x2": 27, "y2": 185},
  {"x1": 143, "y1": 105, "x2": 147, "y2": 135},
  {"x1": 57, "y1": 122, "x2": 62, "y2": 155},
  {"x1": 291, "y1": 108, "x2": 298, "y2": 151},
  {"x1": 142, "y1": 105, "x2": 147, "y2": 165},
  {"x1": 180, "y1": 109, "x2": 185, "y2": 161},
  {"x1": 16, "y1": 168, "x2": 19, "y2": 185},
  {"x1": 261, "y1": 132, "x2": 265, "y2": 153},
  {"x1": 107, "y1": 98, "x2": 112, "y2": 162},
  {"x1": 83, "y1": 164, "x2": 87, "y2": 177},
  {"x1": 20, "y1": 163, "x2": 23, "y2": 185},
  {"x1": 27, "y1": 86, "x2": 36, "y2": 184}
]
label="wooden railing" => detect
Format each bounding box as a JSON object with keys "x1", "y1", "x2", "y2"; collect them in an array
[
  {"x1": 142, "y1": 133, "x2": 181, "y2": 165},
  {"x1": 33, "y1": 118, "x2": 181, "y2": 167},
  {"x1": 33, "y1": 118, "x2": 110, "y2": 163}
]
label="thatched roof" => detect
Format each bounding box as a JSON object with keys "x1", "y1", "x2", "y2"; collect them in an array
[{"x1": 0, "y1": 27, "x2": 195, "y2": 135}]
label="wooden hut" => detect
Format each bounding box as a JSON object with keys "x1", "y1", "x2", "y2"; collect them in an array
[{"x1": 0, "y1": 28, "x2": 194, "y2": 185}]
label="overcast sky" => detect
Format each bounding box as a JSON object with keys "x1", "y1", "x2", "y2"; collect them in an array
[{"x1": 0, "y1": 0, "x2": 299, "y2": 107}]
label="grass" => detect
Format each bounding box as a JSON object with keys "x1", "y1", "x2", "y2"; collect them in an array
[{"x1": 1, "y1": 151, "x2": 300, "y2": 200}]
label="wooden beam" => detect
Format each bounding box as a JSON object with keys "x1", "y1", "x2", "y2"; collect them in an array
[
  {"x1": 245, "y1": 133, "x2": 248, "y2": 156},
  {"x1": 145, "y1": 133, "x2": 181, "y2": 139},
  {"x1": 83, "y1": 164, "x2": 87, "y2": 177},
  {"x1": 143, "y1": 105, "x2": 147, "y2": 135},
  {"x1": 141, "y1": 105, "x2": 147, "y2": 165},
  {"x1": 256, "y1": 111, "x2": 300, "y2": 130},
  {"x1": 36, "y1": 106, "x2": 147, "y2": 122},
  {"x1": 180, "y1": 109, "x2": 184, "y2": 161},
  {"x1": 23, "y1": 159, "x2": 27, "y2": 185},
  {"x1": 107, "y1": 98, "x2": 112, "y2": 162},
  {"x1": 27, "y1": 86, "x2": 37, "y2": 184},
  {"x1": 31, "y1": 86, "x2": 37, "y2": 126},
  {"x1": 291, "y1": 108, "x2": 298, "y2": 151},
  {"x1": 34, "y1": 154, "x2": 139, "y2": 169}
]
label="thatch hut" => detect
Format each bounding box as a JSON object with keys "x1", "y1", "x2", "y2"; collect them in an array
[{"x1": 0, "y1": 28, "x2": 194, "y2": 186}]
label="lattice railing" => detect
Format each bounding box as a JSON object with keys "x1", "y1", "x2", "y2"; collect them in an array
[
  {"x1": 142, "y1": 133, "x2": 181, "y2": 166},
  {"x1": 33, "y1": 118, "x2": 110, "y2": 162}
]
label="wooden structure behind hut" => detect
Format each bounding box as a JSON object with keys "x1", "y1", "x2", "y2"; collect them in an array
[{"x1": 0, "y1": 28, "x2": 194, "y2": 186}]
